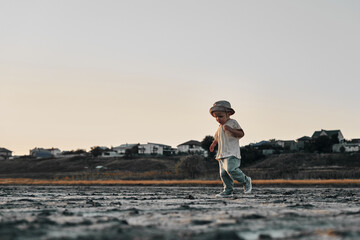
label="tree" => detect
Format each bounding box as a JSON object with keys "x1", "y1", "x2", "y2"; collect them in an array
[
  {"x1": 331, "y1": 134, "x2": 340, "y2": 144},
  {"x1": 340, "y1": 146, "x2": 346, "y2": 153},
  {"x1": 124, "y1": 145, "x2": 139, "y2": 159},
  {"x1": 312, "y1": 136, "x2": 333, "y2": 153},
  {"x1": 175, "y1": 155, "x2": 206, "y2": 178},
  {"x1": 90, "y1": 146, "x2": 108, "y2": 157},
  {"x1": 74, "y1": 149, "x2": 87, "y2": 154},
  {"x1": 241, "y1": 145, "x2": 265, "y2": 166},
  {"x1": 62, "y1": 149, "x2": 87, "y2": 155},
  {"x1": 201, "y1": 135, "x2": 216, "y2": 159}
]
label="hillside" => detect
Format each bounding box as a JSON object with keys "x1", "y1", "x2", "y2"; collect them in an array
[
  {"x1": 0, "y1": 156, "x2": 180, "y2": 179},
  {"x1": 0, "y1": 153, "x2": 359, "y2": 180},
  {"x1": 244, "y1": 152, "x2": 360, "y2": 179}
]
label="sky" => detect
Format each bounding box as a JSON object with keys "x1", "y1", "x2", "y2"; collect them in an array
[{"x1": 1, "y1": 0, "x2": 360, "y2": 155}]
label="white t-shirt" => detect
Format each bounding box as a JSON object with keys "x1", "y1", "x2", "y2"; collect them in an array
[{"x1": 214, "y1": 119, "x2": 242, "y2": 159}]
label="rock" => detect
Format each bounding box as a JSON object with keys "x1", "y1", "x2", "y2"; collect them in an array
[{"x1": 184, "y1": 194, "x2": 195, "y2": 200}]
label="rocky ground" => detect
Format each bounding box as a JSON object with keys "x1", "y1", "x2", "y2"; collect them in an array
[{"x1": 0, "y1": 185, "x2": 359, "y2": 240}]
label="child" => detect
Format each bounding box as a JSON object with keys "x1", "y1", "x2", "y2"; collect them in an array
[{"x1": 209, "y1": 100, "x2": 252, "y2": 197}]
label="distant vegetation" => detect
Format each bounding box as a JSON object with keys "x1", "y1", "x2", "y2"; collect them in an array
[
  {"x1": 0, "y1": 135, "x2": 359, "y2": 181},
  {"x1": 175, "y1": 155, "x2": 206, "y2": 179},
  {"x1": 0, "y1": 151, "x2": 359, "y2": 181},
  {"x1": 304, "y1": 135, "x2": 340, "y2": 153}
]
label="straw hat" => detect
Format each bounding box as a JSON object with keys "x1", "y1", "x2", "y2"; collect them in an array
[{"x1": 209, "y1": 100, "x2": 235, "y2": 116}]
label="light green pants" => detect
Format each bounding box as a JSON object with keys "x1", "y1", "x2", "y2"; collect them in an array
[{"x1": 218, "y1": 156, "x2": 249, "y2": 193}]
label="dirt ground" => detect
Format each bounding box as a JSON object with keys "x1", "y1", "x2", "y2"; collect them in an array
[{"x1": 0, "y1": 185, "x2": 359, "y2": 240}]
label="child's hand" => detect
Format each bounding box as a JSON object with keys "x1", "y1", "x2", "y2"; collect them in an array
[
  {"x1": 209, "y1": 140, "x2": 217, "y2": 152},
  {"x1": 209, "y1": 144, "x2": 215, "y2": 152},
  {"x1": 224, "y1": 125, "x2": 244, "y2": 139},
  {"x1": 223, "y1": 125, "x2": 233, "y2": 132}
]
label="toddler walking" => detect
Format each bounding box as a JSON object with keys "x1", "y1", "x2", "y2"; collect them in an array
[{"x1": 209, "y1": 100, "x2": 252, "y2": 197}]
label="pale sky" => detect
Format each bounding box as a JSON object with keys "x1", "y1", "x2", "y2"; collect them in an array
[{"x1": 1, "y1": 0, "x2": 359, "y2": 155}]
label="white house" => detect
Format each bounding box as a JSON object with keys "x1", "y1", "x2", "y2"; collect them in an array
[
  {"x1": 48, "y1": 148, "x2": 61, "y2": 157},
  {"x1": 275, "y1": 140, "x2": 298, "y2": 152},
  {"x1": 333, "y1": 143, "x2": 360, "y2": 153},
  {"x1": 138, "y1": 143, "x2": 172, "y2": 155},
  {"x1": 0, "y1": 148, "x2": 12, "y2": 160},
  {"x1": 177, "y1": 140, "x2": 205, "y2": 155}
]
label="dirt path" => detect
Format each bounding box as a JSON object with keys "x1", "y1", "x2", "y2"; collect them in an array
[{"x1": 0, "y1": 186, "x2": 359, "y2": 239}]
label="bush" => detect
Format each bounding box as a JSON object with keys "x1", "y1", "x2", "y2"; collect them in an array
[
  {"x1": 175, "y1": 155, "x2": 206, "y2": 179},
  {"x1": 201, "y1": 135, "x2": 217, "y2": 159},
  {"x1": 241, "y1": 145, "x2": 265, "y2": 166}
]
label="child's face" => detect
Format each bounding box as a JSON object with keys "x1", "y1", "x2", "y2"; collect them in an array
[{"x1": 213, "y1": 111, "x2": 230, "y2": 125}]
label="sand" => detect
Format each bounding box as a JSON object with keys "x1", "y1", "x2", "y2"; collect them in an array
[{"x1": 0, "y1": 185, "x2": 359, "y2": 240}]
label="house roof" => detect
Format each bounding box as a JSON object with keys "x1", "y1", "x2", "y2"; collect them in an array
[
  {"x1": 144, "y1": 142, "x2": 171, "y2": 148},
  {"x1": 251, "y1": 141, "x2": 271, "y2": 146},
  {"x1": 311, "y1": 129, "x2": 341, "y2": 138},
  {"x1": 0, "y1": 148, "x2": 12, "y2": 153},
  {"x1": 31, "y1": 148, "x2": 51, "y2": 152},
  {"x1": 31, "y1": 147, "x2": 59, "y2": 151},
  {"x1": 297, "y1": 136, "x2": 312, "y2": 141},
  {"x1": 177, "y1": 140, "x2": 201, "y2": 147},
  {"x1": 276, "y1": 140, "x2": 296, "y2": 143},
  {"x1": 113, "y1": 144, "x2": 138, "y2": 150},
  {"x1": 47, "y1": 148, "x2": 60, "y2": 151}
]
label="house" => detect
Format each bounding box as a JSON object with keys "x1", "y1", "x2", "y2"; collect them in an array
[
  {"x1": 311, "y1": 129, "x2": 345, "y2": 143},
  {"x1": 350, "y1": 139, "x2": 360, "y2": 144},
  {"x1": 333, "y1": 143, "x2": 360, "y2": 153},
  {"x1": 48, "y1": 148, "x2": 61, "y2": 157},
  {"x1": 30, "y1": 148, "x2": 53, "y2": 158},
  {"x1": 30, "y1": 148, "x2": 61, "y2": 158},
  {"x1": 250, "y1": 140, "x2": 272, "y2": 147},
  {"x1": 296, "y1": 136, "x2": 312, "y2": 150},
  {"x1": 101, "y1": 151, "x2": 123, "y2": 158},
  {"x1": 177, "y1": 140, "x2": 205, "y2": 155},
  {"x1": 138, "y1": 143, "x2": 173, "y2": 155},
  {"x1": 250, "y1": 140, "x2": 280, "y2": 155},
  {"x1": 275, "y1": 140, "x2": 298, "y2": 152},
  {"x1": 112, "y1": 144, "x2": 139, "y2": 155},
  {"x1": 0, "y1": 148, "x2": 12, "y2": 160}
]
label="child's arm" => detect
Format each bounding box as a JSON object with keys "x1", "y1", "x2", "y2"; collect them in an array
[
  {"x1": 223, "y1": 125, "x2": 245, "y2": 139},
  {"x1": 209, "y1": 139, "x2": 218, "y2": 152}
]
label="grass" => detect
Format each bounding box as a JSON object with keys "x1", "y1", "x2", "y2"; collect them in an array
[{"x1": 0, "y1": 178, "x2": 360, "y2": 186}]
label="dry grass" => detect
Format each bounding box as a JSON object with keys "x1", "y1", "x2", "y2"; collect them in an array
[
  {"x1": 253, "y1": 179, "x2": 360, "y2": 185},
  {"x1": 0, "y1": 178, "x2": 360, "y2": 186},
  {"x1": 52, "y1": 170, "x2": 175, "y2": 181}
]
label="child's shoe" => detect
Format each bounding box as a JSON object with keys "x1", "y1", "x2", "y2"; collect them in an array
[
  {"x1": 244, "y1": 177, "x2": 252, "y2": 194},
  {"x1": 215, "y1": 191, "x2": 233, "y2": 198}
]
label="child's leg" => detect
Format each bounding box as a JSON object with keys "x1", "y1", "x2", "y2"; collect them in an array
[
  {"x1": 219, "y1": 159, "x2": 234, "y2": 193},
  {"x1": 226, "y1": 156, "x2": 249, "y2": 185}
]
